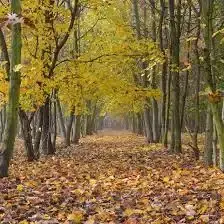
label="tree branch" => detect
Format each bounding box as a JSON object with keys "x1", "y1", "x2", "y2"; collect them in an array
[
  {"x1": 49, "y1": 0, "x2": 79, "y2": 76},
  {"x1": 0, "y1": 28, "x2": 10, "y2": 79}
]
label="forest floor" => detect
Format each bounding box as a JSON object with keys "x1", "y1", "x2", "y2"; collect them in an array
[{"x1": 1, "y1": 131, "x2": 224, "y2": 223}]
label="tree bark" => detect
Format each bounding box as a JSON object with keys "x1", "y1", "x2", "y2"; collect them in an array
[
  {"x1": 0, "y1": 0, "x2": 22, "y2": 177},
  {"x1": 41, "y1": 97, "x2": 54, "y2": 155},
  {"x1": 56, "y1": 97, "x2": 66, "y2": 140},
  {"x1": 19, "y1": 109, "x2": 36, "y2": 161},
  {"x1": 204, "y1": 108, "x2": 213, "y2": 166},
  {"x1": 34, "y1": 107, "x2": 43, "y2": 159},
  {"x1": 66, "y1": 112, "x2": 75, "y2": 146},
  {"x1": 201, "y1": 0, "x2": 224, "y2": 170},
  {"x1": 72, "y1": 115, "x2": 81, "y2": 144},
  {"x1": 169, "y1": 0, "x2": 182, "y2": 153}
]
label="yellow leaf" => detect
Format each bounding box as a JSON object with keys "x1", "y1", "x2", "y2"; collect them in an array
[
  {"x1": 163, "y1": 176, "x2": 170, "y2": 183},
  {"x1": 198, "y1": 203, "x2": 208, "y2": 214},
  {"x1": 67, "y1": 211, "x2": 84, "y2": 224},
  {"x1": 124, "y1": 208, "x2": 144, "y2": 217},
  {"x1": 89, "y1": 178, "x2": 97, "y2": 186},
  {"x1": 200, "y1": 215, "x2": 210, "y2": 223},
  {"x1": 43, "y1": 214, "x2": 50, "y2": 220},
  {"x1": 17, "y1": 184, "x2": 24, "y2": 192},
  {"x1": 13, "y1": 64, "x2": 23, "y2": 72},
  {"x1": 19, "y1": 221, "x2": 29, "y2": 224}
]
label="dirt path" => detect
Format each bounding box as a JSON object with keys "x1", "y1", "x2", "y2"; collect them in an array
[{"x1": 0, "y1": 132, "x2": 224, "y2": 223}]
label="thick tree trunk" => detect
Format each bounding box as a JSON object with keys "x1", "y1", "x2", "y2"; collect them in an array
[{"x1": 201, "y1": 0, "x2": 224, "y2": 170}]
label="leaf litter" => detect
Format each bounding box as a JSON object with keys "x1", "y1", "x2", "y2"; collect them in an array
[{"x1": 0, "y1": 131, "x2": 224, "y2": 223}]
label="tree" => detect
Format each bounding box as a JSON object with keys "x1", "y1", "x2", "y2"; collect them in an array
[
  {"x1": 0, "y1": 0, "x2": 22, "y2": 177},
  {"x1": 168, "y1": 0, "x2": 182, "y2": 153}
]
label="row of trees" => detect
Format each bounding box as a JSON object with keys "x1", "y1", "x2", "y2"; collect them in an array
[
  {"x1": 0, "y1": 0, "x2": 162, "y2": 177},
  {"x1": 111, "y1": 0, "x2": 224, "y2": 170},
  {"x1": 1, "y1": 0, "x2": 224, "y2": 177}
]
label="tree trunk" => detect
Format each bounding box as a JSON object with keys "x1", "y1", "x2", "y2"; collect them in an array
[
  {"x1": 136, "y1": 113, "x2": 143, "y2": 135},
  {"x1": 159, "y1": 0, "x2": 167, "y2": 140},
  {"x1": 204, "y1": 108, "x2": 213, "y2": 166},
  {"x1": 52, "y1": 93, "x2": 57, "y2": 149},
  {"x1": 19, "y1": 109, "x2": 36, "y2": 161},
  {"x1": 163, "y1": 65, "x2": 171, "y2": 147},
  {"x1": 169, "y1": 0, "x2": 182, "y2": 153},
  {"x1": 180, "y1": 6, "x2": 191, "y2": 130},
  {"x1": 86, "y1": 114, "x2": 93, "y2": 135},
  {"x1": 0, "y1": 0, "x2": 22, "y2": 177},
  {"x1": 212, "y1": 122, "x2": 218, "y2": 166},
  {"x1": 41, "y1": 97, "x2": 54, "y2": 155},
  {"x1": 66, "y1": 112, "x2": 75, "y2": 146},
  {"x1": 56, "y1": 97, "x2": 66, "y2": 140},
  {"x1": 72, "y1": 115, "x2": 81, "y2": 144},
  {"x1": 150, "y1": 0, "x2": 160, "y2": 142},
  {"x1": 192, "y1": 14, "x2": 201, "y2": 160},
  {"x1": 34, "y1": 107, "x2": 43, "y2": 159},
  {"x1": 143, "y1": 108, "x2": 153, "y2": 143},
  {"x1": 202, "y1": 0, "x2": 224, "y2": 170}
]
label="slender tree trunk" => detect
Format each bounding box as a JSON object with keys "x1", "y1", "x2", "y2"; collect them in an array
[
  {"x1": 19, "y1": 109, "x2": 36, "y2": 161},
  {"x1": 136, "y1": 113, "x2": 143, "y2": 135},
  {"x1": 41, "y1": 97, "x2": 54, "y2": 155},
  {"x1": 86, "y1": 114, "x2": 93, "y2": 135},
  {"x1": 204, "y1": 108, "x2": 213, "y2": 166},
  {"x1": 159, "y1": 0, "x2": 167, "y2": 140},
  {"x1": 149, "y1": 0, "x2": 160, "y2": 142},
  {"x1": 66, "y1": 111, "x2": 75, "y2": 146},
  {"x1": 72, "y1": 115, "x2": 81, "y2": 144},
  {"x1": 212, "y1": 122, "x2": 218, "y2": 166},
  {"x1": 34, "y1": 107, "x2": 43, "y2": 159},
  {"x1": 0, "y1": 109, "x2": 5, "y2": 142},
  {"x1": 143, "y1": 108, "x2": 153, "y2": 143},
  {"x1": 132, "y1": 113, "x2": 137, "y2": 133},
  {"x1": 56, "y1": 98, "x2": 66, "y2": 140},
  {"x1": 180, "y1": 7, "x2": 191, "y2": 130},
  {"x1": 52, "y1": 93, "x2": 57, "y2": 149},
  {"x1": 0, "y1": 29, "x2": 10, "y2": 78},
  {"x1": 192, "y1": 15, "x2": 201, "y2": 159},
  {"x1": 163, "y1": 63, "x2": 171, "y2": 147},
  {"x1": 169, "y1": 0, "x2": 182, "y2": 153},
  {"x1": 0, "y1": 0, "x2": 22, "y2": 177}
]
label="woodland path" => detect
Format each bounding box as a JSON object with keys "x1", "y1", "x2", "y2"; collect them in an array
[{"x1": 0, "y1": 131, "x2": 224, "y2": 223}]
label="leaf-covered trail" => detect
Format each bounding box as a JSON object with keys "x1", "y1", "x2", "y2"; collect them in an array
[{"x1": 1, "y1": 131, "x2": 224, "y2": 223}]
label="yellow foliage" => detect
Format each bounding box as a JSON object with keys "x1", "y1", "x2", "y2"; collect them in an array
[{"x1": 1, "y1": 0, "x2": 163, "y2": 115}]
